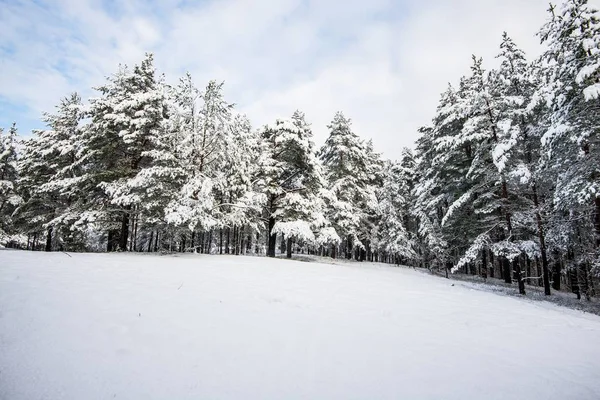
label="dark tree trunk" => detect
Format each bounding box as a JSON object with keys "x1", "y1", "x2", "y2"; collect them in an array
[
  {"x1": 514, "y1": 258, "x2": 526, "y2": 295},
  {"x1": 107, "y1": 229, "x2": 119, "y2": 252},
  {"x1": 267, "y1": 217, "x2": 276, "y2": 258},
  {"x1": 280, "y1": 233, "x2": 286, "y2": 254},
  {"x1": 45, "y1": 227, "x2": 53, "y2": 252},
  {"x1": 132, "y1": 215, "x2": 138, "y2": 252},
  {"x1": 570, "y1": 268, "x2": 581, "y2": 300},
  {"x1": 256, "y1": 231, "x2": 260, "y2": 254},
  {"x1": 219, "y1": 229, "x2": 223, "y2": 254},
  {"x1": 286, "y1": 237, "x2": 293, "y2": 259},
  {"x1": 119, "y1": 208, "x2": 130, "y2": 251},
  {"x1": 331, "y1": 244, "x2": 337, "y2": 259},
  {"x1": 502, "y1": 257, "x2": 512, "y2": 284},
  {"x1": 181, "y1": 234, "x2": 187, "y2": 253},
  {"x1": 191, "y1": 231, "x2": 196, "y2": 252},
  {"x1": 481, "y1": 248, "x2": 487, "y2": 280},
  {"x1": 147, "y1": 231, "x2": 154, "y2": 252},
  {"x1": 346, "y1": 236, "x2": 352, "y2": 260},
  {"x1": 552, "y1": 254, "x2": 561, "y2": 291},
  {"x1": 533, "y1": 184, "x2": 552, "y2": 295},
  {"x1": 595, "y1": 196, "x2": 600, "y2": 247},
  {"x1": 226, "y1": 228, "x2": 231, "y2": 254},
  {"x1": 154, "y1": 231, "x2": 159, "y2": 252}
]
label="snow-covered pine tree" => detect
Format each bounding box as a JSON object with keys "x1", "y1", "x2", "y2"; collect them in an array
[
  {"x1": 259, "y1": 111, "x2": 326, "y2": 258},
  {"x1": 412, "y1": 84, "x2": 465, "y2": 274},
  {"x1": 212, "y1": 113, "x2": 264, "y2": 255},
  {"x1": 16, "y1": 93, "x2": 84, "y2": 251},
  {"x1": 319, "y1": 112, "x2": 372, "y2": 259},
  {"x1": 536, "y1": 0, "x2": 600, "y2": 296},
  {"x1": 66, "y1": 53, "x2": 169, "y2": 251},
  {"x1": 0, "y1": 123, "x2": 22, "y2": 244},
  {"x1": 493, "y1": 33, "x2": 552, "y2": 294},
  {"x1": 375, "y1": 155, "x2": 416, "y2": 265},
  {"x1": 165, "y1": 77, "x2": 235, "y2": 250}
]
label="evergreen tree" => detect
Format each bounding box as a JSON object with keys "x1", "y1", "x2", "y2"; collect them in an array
[
  {"x1": 319, "y1": 112, "x2": 371, "y2": 258},
  {"x1": 260, "y1": 112, "x2": 325, "y2": 258},
  {"x1": 16, "y1": 93, "x2": 83, "y2": 251},
  {"x1": 537, "y1": 0, "x2": 600, "y2": 295},
  {"x1": 0, "y1": 123, "x2": 21, "y2": 242}
]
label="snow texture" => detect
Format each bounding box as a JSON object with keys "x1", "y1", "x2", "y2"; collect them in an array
[{"x1": 2, "y1": 250, "x2": 600, "y2": 400}]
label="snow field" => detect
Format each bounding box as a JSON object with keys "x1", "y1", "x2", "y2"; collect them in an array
[{"x1": 1, "y1": 250, "x2": 600, "y2": 399}]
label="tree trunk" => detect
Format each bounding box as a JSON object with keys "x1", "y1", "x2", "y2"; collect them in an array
[
  {"x1": 132, "y1": 215, "x2": 138, "y2": 252},
  {"x1": 45, "y1": 227, "x2": 53, "y2": 252},
  {"x1": 595, "y1": 196, "x2": 600, "y2": 247},
  {"x1": 533, "y1": 184, "x2": 552, "y2": 295},
  {"x1": 346, "y1": 236, "x2": 352, "y2": 260},
  {"x1": 119, "y1": 208, "x2": 130, "y2": 251},
  {"x1": 514, "y1": 258, "x2": 526, "y2": 295},
  {"x1": 147, "y1": 231, "x2": 154, "y2": 252},
  {"x1": 502, "y1": 257, "x2": 512, "y2": 284},
  {"x1": 280, "y1": 233, "x2": 286, "y2": 254},
  {"x1": 107, "y1": 229, "x2": 118, "y2": 252},
  {"x1": 226, "y1": 228, "x2": 231, "y2": 254},
  {"x1": 481, "y1": 248, "x2": 487, "y2": 280},
  {"x1": 267, "y1": 217, "x2": 276, "y2": 258},
  {"x1": 219, "y1": 229, "x2": 223, "y2": 254},
  {"x1": 552, "y1": 254, "x2": 561, "y2": 291},
  {"x1": 286, "y1": 237, "x2": 293, "y2": 259}
]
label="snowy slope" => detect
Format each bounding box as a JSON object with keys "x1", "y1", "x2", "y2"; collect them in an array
[{"x1": 1, "y1": 250, "x2": 600, "y2": 400}]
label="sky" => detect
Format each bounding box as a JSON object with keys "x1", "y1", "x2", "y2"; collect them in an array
[{"x1": 1, "y1": 0, "x2": 599, "y2": 158}]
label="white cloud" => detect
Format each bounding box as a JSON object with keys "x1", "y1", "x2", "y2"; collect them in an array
[{"x1": 1, "y1": 0, "x2": 599, "y2": 158}]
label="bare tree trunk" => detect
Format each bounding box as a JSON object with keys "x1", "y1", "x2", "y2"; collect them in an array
[
  {"x1": 45, "y1": 227, "x2": 53, "y2": 252},
  {"x1": 514, "y1": 258, "x2": 525, "y2": 295},
  {"x1": 267, "y1": 217, "x2": 276, "y2": 258},
  {"x1": 226, "y1": 228, "x2": 231, "y2": 254},
  {"x1": 119, "y1": 207, "x2": 130, "y2": 251},
  {"x1": 552, "y1": 252, "x2": 561, "y2": 291},
  {"x1": 533, "y1": 184, "x2": 551, "y2": 295},
  {"x1": 132, "y1": 214, "x2": 138, "y2": 252},
  {"x1": 219, "y1": 229, "x2": 223, "y2": 254},
  {"x1": 481, "y1": 248, "x2": 487, "y2": 280},
  {"x1": 280, "y1": 233, "x2": 286, "y2": 254},
  {"x1": 595, "y1": 196, "x2": 600, "y2": 247},
  {"x1": 147, "y1": 231, "x2": 154, "y2": 252},
  {"x1": 286, "y1": 237, "x2": 293, "y2": 259}
]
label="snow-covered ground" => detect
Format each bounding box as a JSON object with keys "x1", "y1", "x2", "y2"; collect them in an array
[{"x1": 2, "y1": 250, "x2": 600, "y2": 400}]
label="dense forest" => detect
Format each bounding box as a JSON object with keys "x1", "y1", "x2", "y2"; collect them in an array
[{"x1": 1, "y1": 0, "x2": 599, "y2": 299}]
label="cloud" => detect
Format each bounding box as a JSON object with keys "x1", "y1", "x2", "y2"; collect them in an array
[{"x1": 1, "y1": 0, "x2": 599, "y2": 158}]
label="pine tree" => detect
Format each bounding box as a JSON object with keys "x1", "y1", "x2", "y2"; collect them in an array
[
  {"x1": 537, "y1": 0, "x2": 600, "y2": 296},
  {"x1": 0, "y1": 123, "x2": 21, "y2": 243},
  {"x1": 260, "y1": 112, "x2": 325, "y2": 258},
  {"x1": 319, "y1": 112, "x2": 371, "y2": 258},
  {"x1": 16, "y1": 93, "x2": 83, "y2": 251},
  {"x1": 165, "y1": 77, "x2": 235, "y2": 239},
  {"x1": 376, "y1": 156, "x2": 416, "y2": 265}
]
